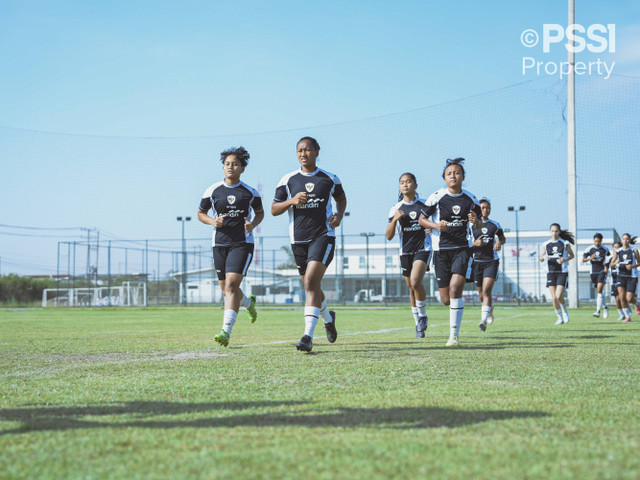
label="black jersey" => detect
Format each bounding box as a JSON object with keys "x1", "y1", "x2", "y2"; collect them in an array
[
  {"x1": 388, "y1": 199, "x2": 432, "y2": 255},
  {"x1": 421, "y1": 188, "x2": 482, "y2": 251},
  {"x1": 542, "y1": 239, "x2": 571, "y2": 273},
  {"x1": 274, "y1": 167, "x2": 345, "y2": 244},
  {"x1": 472, "y1": 219, "x2": 504, "y2": 262},
  {"x1": 582, "y1": 245, "x2": 610, "y2": 274},
  {"x1": 615, "y1": 247, "x2": 639, "y2": 278},
  {"x1": 199, "y1": 180, "x2": 263, "y2": 247}
]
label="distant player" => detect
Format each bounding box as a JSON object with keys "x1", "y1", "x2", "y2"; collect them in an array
[
  {"x1": 471, "y1": 198, "x2": 506, "y2": 331},
  {"x1": 581, "y1": 233, "x2": 611, "y2": 318},
  {"x1": 540, "y1": 223, "x2": 575, "y2": 325},
  {"x1": 197, "y1": 146, "x2": 264, "y2": 347},
  {"x1": 386, "y1": 173, "x2": 432, "y2": 338},
  {"x1": 272, "y1": 136, "x2": 347, "y2": 352},
  {"x1": 608, "y1": 241, "x2": 625, "y2": 321},
  {"x1": 610, "y1": 233, "x2": 640, "y2": 322},
  {"x1": 419, "y1": 157, "x2": 482, "y2": 347}
]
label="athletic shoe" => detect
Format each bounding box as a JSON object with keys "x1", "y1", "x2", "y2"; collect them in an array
[
  {"x1": 487, "y1": 308, "x2": 494, "y2": 324},
  {"x1": 296, "y1": 335, "x2": 313, "y2": 352},
  {"x1": 445, "y1": 335, "x2": 459, "y2": 347},
  {"x1": 214, "y1": 330, "x2": 230, "y2": 347},
  {"x1": 623, "y1": 316, "x2": 631, "y2": 323},
  {"x1": 635, "y1": 302, "x2": 640, "y2": 316},
  {"x1": 603, "y1": 305, "x2": 609, "y2": 319},
  {"x1": 247, "y1": 295, "x2": 258, "y2": 323},
  {"x1": 479, "y1": 321, "x2": 487, "y2": 332},
  {"x1": 592, "y1": 312, "x2": 600, "y2": 318},
  {"x1": 415, "y1": 330, "x2": 425, "y2": 339},
  {"x1": 554, "y1": 317, "x2": 564, "y2": 325},
  {"x1": 617, "y1": 315, "x2": 626, "y2": 321},
  {"x1": 563, "y1": 313, "x2": 570, "y2": 324},
  {"x1": 324, "y1": 311, "x2": 338, "y2": 343},
  {"x1": 416, "y1": 316, "x2": 427, "y2": 334}
]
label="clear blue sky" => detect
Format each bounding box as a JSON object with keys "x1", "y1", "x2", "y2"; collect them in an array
[{"x1": 1, "y1": 1, "x2": 639, "y2": 275}]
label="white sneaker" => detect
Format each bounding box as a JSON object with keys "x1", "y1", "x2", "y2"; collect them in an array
[
  {"x1": 446, "y1": 335, "x2": 459, "y2": 347},
  {"x1": 563, "y1": 313, "x2": 570, "y2": 324},
  {"x1": 592, "y1": 311, "x2": 600, "y2": 318},
  {"x1": 487, "y1": 308, "x2": 494, "y2": 324},
  {"x1": 603, "y1": 305, "x2": 609, "y2": 319},
  {"x1": 554, "y1": 317, "x2": 564, "y2": 325}
]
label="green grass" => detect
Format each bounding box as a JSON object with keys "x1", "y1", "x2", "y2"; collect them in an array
[{"x1": 0, "y1": 305, "x2": 638, "y2": 479}]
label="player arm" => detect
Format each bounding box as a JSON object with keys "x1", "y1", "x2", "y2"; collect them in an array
[
  {"x1": 631, "y1": 249, "x2": 640, "y2": 269},
  {"x1": 539, "y1": 247, "x2": 547, "y2": 262},
  {"x1": 197, "y1": 209, "x2": 225, "y2": 228},
  {"x1": 328, "y1": 194, "x2": 347, "y2": 228},
  {"x1": 494, "y1": 229, "x2": 506, "y2": 251},
  {"x1": 610, "y1": 250, "x2": 619, "y2": 268},
  {"x1": 418, "y1": 213, "x2": 442, "y2": 231},
  {"x1": 562, "y1": 244, "x2": 575, "y2": 263}
]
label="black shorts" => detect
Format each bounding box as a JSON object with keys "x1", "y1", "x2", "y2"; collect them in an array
[
  {"x1": 292, "y1": 235, "x2": 336, "y2": 276},
  {"x1": 433, "y1": 248, "x2": 472, "y2": 289},
  {"x1": 590, "y1": 272, "x2": 606, "y2": 287},
  {"x1": 546, "y1": 272, "x2": 568, "y2": 288},
  {"x1": 400, "y1": 250, "x2": 431, "y2": 278},
  {"x1": 473, "y1": 259, "x2": 499, "y2": 287},
  {"x1": 212, "y1": 244, "x2": 255, "y2": 281},
  {"x1": 617, "y1": 276, "x2": 638, "y2": 294}
]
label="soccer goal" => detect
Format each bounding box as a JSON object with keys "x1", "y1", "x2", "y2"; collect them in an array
[{"x1": 42, "y1": 282, "x2": 148, "y2": 307}]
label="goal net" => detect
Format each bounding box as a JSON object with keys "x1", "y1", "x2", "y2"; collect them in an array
[{"x1": 42, "y1": 282, "x2": 147, "y2": 307}]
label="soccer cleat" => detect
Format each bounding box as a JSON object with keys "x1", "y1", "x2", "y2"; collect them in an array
[
  {"x1": 445, "y1": 335, "x2": 459, "y2": 347},
  {"x1": 592, "y1": 312, "x2": 600, "y2": 318},
  {"x1": 479, "y1": 321, "x2": 487, "y2": 332},
  {"x1": 487, "y1": 308, "x2": 494, "y2": 324},
  {"x1": 617, "y1": 315, "x2": 626, "y2": 321},
  {"x1": 603, "y1": 305, "x2": 609, "y2": 319},
  {"x1": 623, "y1": 316, "x2": 631, "y2": 323},
  {"x1": 214, "y1": 330, "x2": 230, "y2": 347},
  {"x1": 247, "y1": 295, "x2": 258, "y2": 323},
  {"x1": 562, "y1": 314, "x2": 570, "y2": 324},
  {"x1": 416, "y1": 316, "x2": 428, "y2": 334},
  {"x1": 415, "y1": 330, "x2": 425, "y2": 339},
  {"x1": 554, "y1": 317, "x2": 564, "y2": 325},
  {"x1": 324, "y1": 311, "x2": 338, "y2": 343},
  {"x1": 296, "y1": 335, "x2": 313, "y2": 352}
]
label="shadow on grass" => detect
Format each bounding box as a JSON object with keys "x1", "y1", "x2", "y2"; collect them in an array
[{"x1": 0, "y1": 402, "x2": 548, "y2": 435}]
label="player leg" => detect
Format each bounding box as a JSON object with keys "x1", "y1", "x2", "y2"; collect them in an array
[
  {"x1": 480, "y1": 276, "x2": 496, "y2": 330},
  {"x1": 555, "y1": 282, "x2": 570, "y2": 324},
  {"x1": 473, "y1": 261, "x2": 486, "y2": 330},
  {"x1": 228, "y1": 244, "x2": 258, "y2": 323},
  {"x1": 447, "y1": 273, "x2": 466, "y2": 347},
  {"x1": 212, "y1": 247, "x2": 233, "y2": 346},
  {"x1": 410, "y1": 258, "x2": 429, "y2": 337},
  {"x1": 548, "y1": 285, "x2": 562, "y2": 324}
]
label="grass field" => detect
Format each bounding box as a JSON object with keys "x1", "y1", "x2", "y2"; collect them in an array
[{"x1": 0, "y1": 305, "x2": 638, "y2": 479}]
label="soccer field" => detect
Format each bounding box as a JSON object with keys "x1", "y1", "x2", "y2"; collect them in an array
[{"x1": 0, "y1": 306, "x2": 638, "y2": 480}]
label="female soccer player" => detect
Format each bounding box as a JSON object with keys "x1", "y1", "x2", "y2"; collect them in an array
[
  {"x1": 419, "y1": 157, "x2": 482, "y2": 347},
  {"x1": 539, "y1": 223, "x2": 575, "y2": 325},
  {"x1": 272, "y1": 136, "x2": 347, "y2": 352},
  {"x1": 608, "y1": 241, "x2": 625, "y2": 321},
  {"x1": 197, "y1": 146, "x2": 264, "y2": 347},
  {"x1": 386, "y1": 173, "x2": 432, "y2": 338},
  {"x1": 610, "y1": 233, "x2": 640, "y2": 322},
  {"x1": 471, "y1": 198, "x2": 506, "y2": 331},
  {"x1": 581, "y1": 233, "x2": 611, "y2": 318}
]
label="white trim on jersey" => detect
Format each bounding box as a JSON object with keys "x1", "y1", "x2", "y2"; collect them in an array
[
  {"x1": 424, "y1": 188, "x2": 479, "y2": 251},
  {"x1": 542, "y1": 238, "x2": 571, "y2": 273}
]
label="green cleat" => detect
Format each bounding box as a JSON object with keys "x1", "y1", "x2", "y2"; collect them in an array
[
  {"x1": 214, "y1": 330, "x2": 230, "y2": 347},
  {"x1": 445, "y1": 335, "x2": 460, "y2": 347},
  {"x1": 247, "y1": 295, "x2": 258, "y2": 323}
]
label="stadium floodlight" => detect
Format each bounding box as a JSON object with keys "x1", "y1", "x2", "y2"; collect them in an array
[
  {"x1": 177, "y1": 216, "x2": 192, "y2": 306},
  {"x1": 360, "y1": 232, "x2": 375, "y2": 294},
  {"x1": 339, "y1": 212, "x2": 350, "y2": 304},
  {"x1": 508, "y1": 206, "x2": 526, "y2": 306}
]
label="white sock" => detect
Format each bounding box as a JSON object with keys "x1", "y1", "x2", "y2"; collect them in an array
[
  {"x1": 239, "y1": 293, "x2": 251, "y2": 308},
  {"x1": 319, "y1": 299, "x2": 333, "y2": 324},
  {"x1": 222, "y1": 309, "x2": 238, "y2": 334},
  {"x1": 554, "y1": 308, "x2": 563, "y2": 318},
  {"x1": 560, "y1": 304, "x2": 568, "y2": 315},
  {"x1": 416, "y1": 299, "x2": 427, "y2": 318},
  {"x1": 481, "y1": 305, "x2": 491, "y2": 323},
  {"x1": 618, "y1": 308, "x2": 625, "y2": 318},
  {"x1": 304, "y1": 306, "x2": 320, "y2": 338},
  {"x1": 596, "y1": 293, "x2": 603, "y2": 312},
  {"x1": 624, "y1": 307, "x2": 632, "y2": 318},
  {"x1": 450, "y1": 298, "x2": 464, "y2": 337},
  {"x1": 411, "y1": 306, "x2": 420, "y2": 326}
]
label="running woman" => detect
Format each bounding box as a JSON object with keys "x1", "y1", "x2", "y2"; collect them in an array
[
  {"x1": 471, "y1": 198, "x2": 506, "y2": 332},
  {"x1": 609, "y1": 241, "x2": 625, "y2": 321},
  {"x1": 539, "y1": 223, "x2": 575, "y2": 325},
  {"x1": 610, "y1": 234, "x2": 640, "y2": 323},
  {"x1": 272, "y1": 136, "x2": 347, "y2": 352},
  {"x1": 386, "y1": 173, "x2": 432, "y2": 339},
  {"x1": 419, "y1": 157, "x2": 482, "y2": 347},
  {"x1": 197, "y1": 146, "x2": 264, "y2": 347},
  {"x1": 581, "y1": 233, "x2": 611, "y2": 318}
]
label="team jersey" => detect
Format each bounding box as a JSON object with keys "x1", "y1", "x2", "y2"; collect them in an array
[
  {"x1": 421, "y1": 188, "x2": 482, "y2": 251},
  {"x1": 388, "y1": 198, "x2": 432, "y2": 255},
  {"x1": 615, "y1": 247, "x2": 639, "y2": 278},
  {"x1": 582, "y1": 245, "x2": 611, "y2": 274},
  {"x1": 542, "y1": 239, "x2": 571, "y2": 273},
  {"x1": 199, "y1": 180, "x2": 263, "y2": 247},
  {"x1": 273, "y1": 167, "x2": 345, "y2": 244},
  {"x1": 472, "y1": 219, "x2": 504, "y2": 262}
]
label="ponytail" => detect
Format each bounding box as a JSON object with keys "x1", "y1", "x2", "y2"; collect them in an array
[
  {"x1": 623, "y1": 233, "x2": 637, "y2": 245},
  {"x1": 550, "y1": 223, "x2": 575, "y2": 244}
]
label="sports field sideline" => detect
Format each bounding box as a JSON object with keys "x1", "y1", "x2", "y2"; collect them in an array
[{"x1": 0, "y1": 306, "x2": 638, "y2": 479}]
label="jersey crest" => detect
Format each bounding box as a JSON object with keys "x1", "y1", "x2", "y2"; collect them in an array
[
  {"x1": 452, "y1": 205, "x2": 461, "y2": 215},
  {"x1": 409, "y1": 211, "x2": 417, "y2": 220},
  {"x1": 227, "y1": 195, "x2": 236, "y2": 204},
  {"x1": 305, "y1": 182, "x2": 315, "y2": 192}
]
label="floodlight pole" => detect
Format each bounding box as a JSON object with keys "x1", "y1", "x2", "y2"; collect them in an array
[
  {"x1": 360, "y1": 232, "x2": 375, "y2": 297},
  {"x1": 177, "y1": 216, "x2": 191, "y2": 306},
  {"x1": 508, "y1": 206, "x2": 526, "y2": 306},
  {"x1": 567, "y1": 0, "x2": 579, "y2": 308}
]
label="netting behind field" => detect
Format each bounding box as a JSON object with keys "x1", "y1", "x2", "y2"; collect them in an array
[{"x1": 1, "y1": 75, "x2": 639, "y2": 304}]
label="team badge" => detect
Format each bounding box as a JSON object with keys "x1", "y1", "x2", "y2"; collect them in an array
[
  {"x1": 305, "y1": 183, "x2": 315, "y2": 192},
  {"x1": 453, "y1": 205, "x2": 461, "y2": 215},
  {"x1": 553, "y1": 246, "x2": 559, "y2": 253},
  {"x1": 409, "y1": 211, "x2": 417, "y2": 220},
  {"x1": 623, "y1": 254, "x2": 628, "y2": 261},
  {"x1": 227, "y1": 195, "x2": 236, "y2": 204},
  {"x1": 482, "y1": 228, "x2": 488, "y2": 234}
]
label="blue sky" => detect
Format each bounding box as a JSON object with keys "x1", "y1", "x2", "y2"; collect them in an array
[{"x1": 1, "y1": 1, "x2": 639, "y2": 275}]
